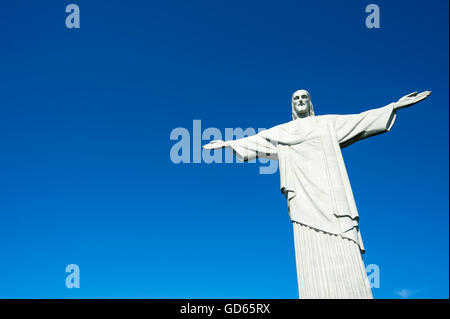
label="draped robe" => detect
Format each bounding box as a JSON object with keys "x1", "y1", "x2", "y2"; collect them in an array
[{"x1": 227, "y1": 103, "x2": 397, "y2": 253}]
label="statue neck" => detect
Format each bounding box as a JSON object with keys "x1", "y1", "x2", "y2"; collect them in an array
[
  {"x1": 294, "y1": 111, "x2": 311, "y2": 120},
  {"x1": 297, "y1": 112, "x2": 310, "y2": 119}
]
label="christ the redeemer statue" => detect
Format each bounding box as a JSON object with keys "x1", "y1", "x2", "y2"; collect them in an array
[{"x1": 203, "y1": 90, "x2": 431, "y2": 299}]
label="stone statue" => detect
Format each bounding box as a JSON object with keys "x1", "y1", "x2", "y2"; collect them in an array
[{"x1": 203, "y1": 90, "x2": 431, "y2": 299}]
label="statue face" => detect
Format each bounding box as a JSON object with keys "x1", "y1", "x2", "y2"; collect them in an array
[{"x1": 292, "y1": 90, "x2": 312, "y2": 116}]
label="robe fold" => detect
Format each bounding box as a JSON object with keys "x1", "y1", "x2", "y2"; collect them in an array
[{"x1": 227, "y1": 103, "x2": 397, "y2": 253}]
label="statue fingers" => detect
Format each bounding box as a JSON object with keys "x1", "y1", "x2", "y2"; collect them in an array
[
  {"x1": 416, "y1": 94, "x2": 430, "y2": 102},
  {"x1": 407, "y1": 92, "x2": 430, "y2": 105},
  {"x1": 417, "y1": 91, "x2": 431, "y2": 99},
  {"x1": 203, "y1": 143, "x2": 222, "y2": 150}
]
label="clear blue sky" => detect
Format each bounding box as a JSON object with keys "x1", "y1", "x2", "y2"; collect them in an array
[{"x1": 0, "y1": 0, "x2": 448, "y2": 298}]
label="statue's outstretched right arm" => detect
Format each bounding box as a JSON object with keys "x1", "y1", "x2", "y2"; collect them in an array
[{"x1": 203, "y1": 130, "x2": 278, "y2": 162}]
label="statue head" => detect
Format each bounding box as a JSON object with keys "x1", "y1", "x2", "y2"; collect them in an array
[{"x1": 292, "y1": 89, "x2": 315, "y2": 120}]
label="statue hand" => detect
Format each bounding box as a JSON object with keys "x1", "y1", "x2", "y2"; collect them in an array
[
  {"x1": 203, "y1": 140, "x2": 228, "y2": 150},
  {"x1": 394, "y1": 91, "x2": 431, "y2": 110}
]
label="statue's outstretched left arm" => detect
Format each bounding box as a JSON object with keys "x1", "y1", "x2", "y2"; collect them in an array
[{"x1": 334, "y1": 90, "x2": 431, "y2": 148}]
